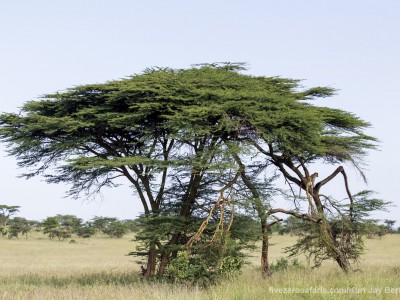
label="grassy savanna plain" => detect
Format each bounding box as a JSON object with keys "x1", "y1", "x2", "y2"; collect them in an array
[{"x1": 0, "y1": 233, "x2": 399, "y2": 300}]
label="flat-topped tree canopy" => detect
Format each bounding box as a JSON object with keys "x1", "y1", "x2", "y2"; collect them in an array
[{"x1": 0, "y1": 64, "x2": 376, "y2": 198}]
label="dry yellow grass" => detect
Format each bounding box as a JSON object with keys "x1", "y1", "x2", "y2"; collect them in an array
[
  {"x1": 0, "y1": 233, "x2": 136, "y2": 276},
  {"x1": 1, "y1": 233, "x2": 399, "y2": 300}
]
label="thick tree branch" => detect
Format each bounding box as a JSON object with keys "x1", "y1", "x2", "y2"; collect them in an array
[
  {"x1": 269, "y1": 208, "x2": 321, "y2": 223},
  {"x1": 314, "y1": 166, "x2": 344, "y2": 192},
  {"x1": 120, "y1": 165, "x2": 150, "y2": 214}
]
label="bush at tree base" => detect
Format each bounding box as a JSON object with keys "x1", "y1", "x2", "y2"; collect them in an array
[{"x1": 165, "y1": 235, "x2": 244, "y2": 287}]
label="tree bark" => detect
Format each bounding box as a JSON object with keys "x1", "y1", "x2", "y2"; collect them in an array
[
  {"x1": 144, "y1": 242, "x2": 157, "y2": 277},
  {"x1": 158, "y1": 253, "x2": 169, "y2": 276},
  {"x1": 313, "y1": 193, "x2": 351, "y2": 273},
  {"x1": 261, "y1": 219, "x2": 271, "y2": 277},
  {"x1": 157, "y1": 233, "x2": 181, "y2": 276}
]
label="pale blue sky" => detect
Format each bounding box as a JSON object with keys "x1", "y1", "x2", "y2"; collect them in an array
[{"x1": 1, "y1": 1, "x2": 399, "y2": 222}]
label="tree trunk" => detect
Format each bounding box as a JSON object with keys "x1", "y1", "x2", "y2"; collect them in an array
[
  {"x1": 313, "y1": 193, "x2": 352, "y2": 273},
  {"x1": 156, "y1": 174, "x2": 202, "y2": 277},
  {"x1": 158, "y1": 252, "x2": 169, "y2": 276},
  {"x1": 144, "y1": 242, "x2": 157, "y2": 277},
  {"x1": 321, "y1": 223, "x2": 351, "y2": 273},
  {"x1": 335, "y1": 253, "x2": 351, "y2": 273},
  {"x1": 157, "y1": 231, "x2": 182, "y2": 276},
  {"x1": 143, "y1": 172, "x2": 202, "y2": 278},
  {"x1": 261, "y1": 219, "x2": 271, "y2": 277}
]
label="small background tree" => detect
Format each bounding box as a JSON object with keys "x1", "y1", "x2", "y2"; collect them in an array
[{"x1": 0, "y1": 205, "x2": 20, "y2": 236}]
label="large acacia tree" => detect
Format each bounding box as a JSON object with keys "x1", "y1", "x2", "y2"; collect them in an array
[{"x1": 0, "y1": 63, "x2": 376, "y2": 277}]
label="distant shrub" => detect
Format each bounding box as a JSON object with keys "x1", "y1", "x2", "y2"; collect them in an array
[
  {"x1": 270, "y1": 257, "x2": 305, "y2": 273},
  {"x1": 76, "y1": 223, "x2": 96, "y2": 238}
]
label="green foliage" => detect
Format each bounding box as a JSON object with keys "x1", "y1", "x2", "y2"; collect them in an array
[
  {"x1": 0, "y1": 205, "x2": 20, "y2": 235},
  {"x1": 363, "y1": 221, "x2": 388, "y2": 238},
  {"x1": 91, "y1": 216, "x2": 115, "y2": 233},
  {"x1": 218, "y1": 255, "x2": 244, "y2": 277},
  {"x1": 277, "y1": 190, "x2": 388, "y2": 272},
  {"x1": 42, "y1": 217, "x2": 58, "y2": 234},
  {"x1": 166, "y1": 234, "x2": 244, "y2": 287},
  {"x1": 0, "y1": 205, "x2": 20, "y2": 217},
  {"x1": 102, "y1": 220, "x2": 127, "y2": 238},
  {"x1": 284, "y1": 215, "x2": 366, "y2": 269},
  {"x1": 42, "y1": 216, "x2": 72, "y2": 241},
  {"x1": 131, "y1": 213, "x2": 198, "y2": 261},
  {"x1": 55, "y1": 215, "x2": 83, "y2": 233},
  {"x1": 121, "y1": 219, "x2": 140, "y2": 232},
  {"x1": 269, "y1": 257, "x2": 305, "y2": 273},
  {"x1": 384, "y1": 219, "x2": 396, "y2": 233},
  {"x1": 91, "y1": 217, "x2": 128, "y2": 238},
  {"x1": 7, "y1": 217, "x2": 31, "y2": 239},
  {"x1": 76, "y1": 222, "x2": 96, "y2": 238},
  {"x1": 279, "y1": 216, "x2": 312, "y2": 236},
  {"x1": 0, "y1": 64, "x2": 375, "y2": 200},
  {"x1": 166, "y1": 251, "x2": 211, "y2": 287},
  {"x1": 229, "y1": 215, "x2": 261, "y2": 245},
  {"x1": 347, "y1": 190, "x2": 390, "y2": 239}
]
